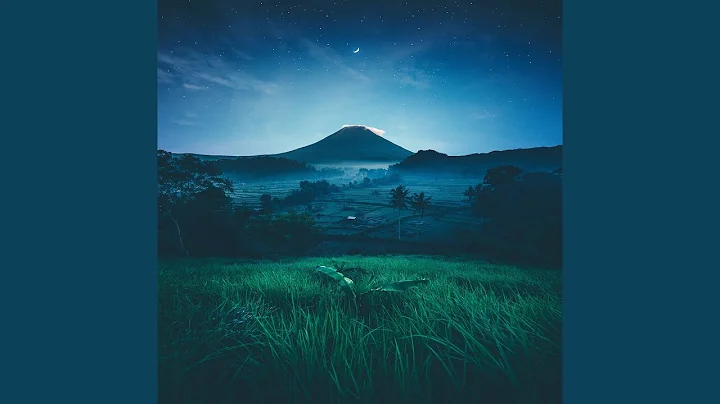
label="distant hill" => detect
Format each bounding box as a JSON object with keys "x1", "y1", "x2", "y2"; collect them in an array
[
  {"x1": 186, "y1": 154, "x2": 238, "y2": 162},
  {"x1": 213, "y1": 156, "x2": 344, "y2": 180},
  {"x1": 177, "y1": 129, "x2": 560, "y2": 178},
  {"x1": 273, "y1": 125, "x2": 413, "y2": 164},
  {"x1": 390, "y1": 145, "x2": 562, "y2": 177}
]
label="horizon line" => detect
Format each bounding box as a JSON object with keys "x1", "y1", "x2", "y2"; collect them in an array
[{"x1": 160, "y1": 143, "x2": 563, "y2": 158}]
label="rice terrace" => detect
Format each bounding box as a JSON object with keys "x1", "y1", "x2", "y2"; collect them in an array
[{"x1": 225, "y1": 175, "x2": 487, "y2": 245}]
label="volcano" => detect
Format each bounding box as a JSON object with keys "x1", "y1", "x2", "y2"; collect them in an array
[{"x1": 271, "y1": 125, "x2": 413, "y2": 164}]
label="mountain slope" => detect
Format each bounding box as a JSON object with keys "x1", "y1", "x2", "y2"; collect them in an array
[
  {"x1": 390, "y1": 145, "x2": 562, "y2": 176},
  {"x1": 272, "y1": 125, "x2": 413, "y2": 164}
]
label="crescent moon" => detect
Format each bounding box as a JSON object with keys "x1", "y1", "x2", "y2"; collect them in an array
[{"x1": 353, "y1": 48, "x2": 360, "y2": 53}]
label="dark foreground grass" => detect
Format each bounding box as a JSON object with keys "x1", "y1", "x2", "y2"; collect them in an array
[{"x1": 159, "y1": 256, "x2": 562, "y2": 404}]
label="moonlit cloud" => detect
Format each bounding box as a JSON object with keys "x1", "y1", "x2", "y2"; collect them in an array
[
  {"x1": 470, "y1": 111, "x2": 496, "y2": 120},
  {"x1": 341, "y1": 124, "x2": 386, "y2": 137},
  {"x1": 300, "y1": 39, "x2": 371, "y2": 82},
  {"x1": 397, "y1": 67, "x2": 431, "y2": 89},
  {"x1": 171, "y1": 119, "x2": 197, "y2": 126},
  {"x1": 158, "y1": 50, "x2": 281, "y2": 95},
  {"x1": 183, "y1": 83, "x2": 206, "y2": 90},
  {"x1": 157, "y1": 68, "x2": 174, "y2": 84}
]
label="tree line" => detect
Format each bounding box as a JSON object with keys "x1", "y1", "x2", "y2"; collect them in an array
[
  {"x1": 158, "y1": 150, "x2": 322, "y2": 257},
  {"x1": 158, "y1": 150, "x2": 562, "y2": 268}
]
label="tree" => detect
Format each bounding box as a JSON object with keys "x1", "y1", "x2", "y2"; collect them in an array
[
  {"x1": 471, "y1": 183, "x2": 487, "y2": 212},
  {"x1": 299, "y1": 180, "x2": 312, "y2": 193},
  {"x1": 259, "y1": 194, "x2": 273, "y2": 213},
  {"x1": 389, "y1": 185, "x2": 410, "y2": 241},
  {"x1": 410, "y1": 192, "x2": 432, "y2": 217},
  {"x1": 472, "y1": 165, "x2": 522, "y2": 218},
  {"x1": 157, "y1": 150, "x2": 233, "y2": 256},
  {"x1": 233, "y1": 206, "x2": 253, "y2": 227},
  {"x1": 244, "y1": 210, "x2": 321, "y2": 255},
  {"x1": 463, "y1": 185, "x2": 476, "y2": 203},
  {"x1": 482, "y1": 165, "x2": 523, "y2": 190},
  {"x1": 179, "y1": 186, "x2": 236, "y2": 255},
  {"x1": 472, "y1": 169, "x2": 562, "y2": 268}
]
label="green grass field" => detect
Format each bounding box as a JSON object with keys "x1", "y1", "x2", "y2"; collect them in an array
[{"x1": 159, "y1": 256, "x2": 562, "y2": 404}]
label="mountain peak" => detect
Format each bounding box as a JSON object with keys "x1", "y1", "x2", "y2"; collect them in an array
[
  {"x1": 338, "y1": 124, "x2": 386, "y2": 137},
  {"x1": 272, "y1": 125, "x2": 412, "y2": 164}
]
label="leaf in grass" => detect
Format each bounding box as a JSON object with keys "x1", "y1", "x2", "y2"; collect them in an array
[{"x1": 315, "y1": 266, "x2": 355, "y2": 293}]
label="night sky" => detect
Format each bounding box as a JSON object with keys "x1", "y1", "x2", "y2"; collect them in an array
[{"x1": 158, "y1": 0, "x2": 562, "y2": 157}]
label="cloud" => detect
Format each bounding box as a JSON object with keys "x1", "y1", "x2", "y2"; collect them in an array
[
  {"x1": 183, "y1": 83, "x2": 207, "y2": 90},
  {"x1": 470, "y1": 109, "x2": 498, "y2": 120},
  {"x1": 232, "y1": 49, "x2": 255, "y2": 61},
  {"x1": 341, "y1": 124, "x2": 386, "y2": 137},
  {"x1": 479, "y1": 34, "x2": 496, "y2": 44},
  {"x1": 195, "y1": 72, "x2": 280, "y2": 94},
  {"x1": 157, "y1": 49, "x2": 280, "y2": 94},
  {"x1": 370, "y1": 42, "x2": 436, "y2": 89},
  {"x1": 251, "y1": 21, "x2": 372, "y2": 83},
  {"x1": 300, "y1": 39, "x2": 371, "y2": 82},
  {"x1": 397, "y1": 67, "x2": 431, "y2": 89},
  {"x1": 380, "y1": 41, "x2": 434, "y2": 62},
  {"x1": 171, "y1": 119, "x2": 197, "y2": 126},
  {"x1": 170, "y1": 112, "x2": 201, "y2": 126},
  {"x1": 215, "y1": 35, "x2": 257, "y2": 61},
  {"x1": 157, "y1": 68, "x2": 174, "y2": 84}
]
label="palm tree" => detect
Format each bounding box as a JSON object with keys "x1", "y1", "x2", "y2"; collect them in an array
[
  {"x1": 410, "y1": 192, "x2": 432, "y2": 217},
  {"x1": 389, "y1": 185, "x2": 410, "y2": 241}
]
